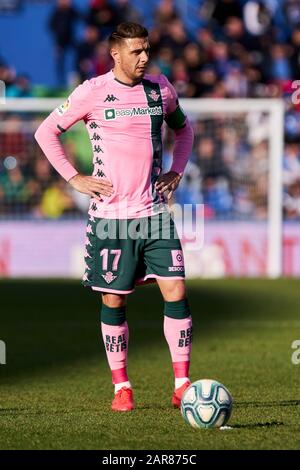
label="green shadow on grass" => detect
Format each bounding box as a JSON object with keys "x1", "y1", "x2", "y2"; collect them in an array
[{"x1": 1, "y1": 278, "x2": 299, "y2": 383}]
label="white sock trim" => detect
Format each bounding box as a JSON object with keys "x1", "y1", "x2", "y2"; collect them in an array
[
  {"x1": 114, "y1": 381, "x2": 132, "y2": 393},
  {"x1": 175, "y1": 377, "x2": 189, "y2": 389}
]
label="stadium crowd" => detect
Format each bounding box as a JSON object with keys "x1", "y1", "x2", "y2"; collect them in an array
[{"x1": 1, "y1": 0, "x2": 300, "y2": 219}]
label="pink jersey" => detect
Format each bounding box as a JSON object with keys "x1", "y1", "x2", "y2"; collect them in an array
[{"x1": 35, "y1": 70, "x2": 193, "y2": 218}]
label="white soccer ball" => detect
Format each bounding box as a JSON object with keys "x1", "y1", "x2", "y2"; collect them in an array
[{"x1": 181, "y1": 379, "x2": 233, "y2": 429}]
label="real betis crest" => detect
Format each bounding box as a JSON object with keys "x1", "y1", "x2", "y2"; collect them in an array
[
  {"x1": 148, "y1": 90, "x2": 160, "y2": 102},
  {"x1": 102, "y1": 271, "x2": 117, "y2": 284}
]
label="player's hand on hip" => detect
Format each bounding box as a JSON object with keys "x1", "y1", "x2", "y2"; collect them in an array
[
  {"x1": 68, "y1": 174, "x2": 114, "y2": 202},
  {"x1": 155, "y1": 171, "x2": 181, "y2": 200}
]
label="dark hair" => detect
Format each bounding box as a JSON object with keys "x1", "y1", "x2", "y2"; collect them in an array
[{"x1": 109, "y1": 22, "x2": 148, "y2": 47}]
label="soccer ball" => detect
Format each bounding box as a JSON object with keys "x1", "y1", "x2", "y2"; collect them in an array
[{"x1": 181, "y1": 379, "x2": 233, "y2": 429}]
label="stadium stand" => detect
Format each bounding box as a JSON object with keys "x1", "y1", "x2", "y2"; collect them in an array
[{"x1": 0, "y1": 0, "x2": 299, "y2": 220}]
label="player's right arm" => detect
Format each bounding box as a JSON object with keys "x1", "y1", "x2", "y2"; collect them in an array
[{"x1": 34, "y1": 81, "x2": 113, "y2": 201}]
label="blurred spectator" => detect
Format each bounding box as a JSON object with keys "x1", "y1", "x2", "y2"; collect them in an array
[
  {"x1": 283, "y1": 180, "x2": 300, "y2": 219},
  {"x1": 154, "y1": 47, "x2": 174, "y2": 79},
  {"x1": 290, "y1": 26, "x2": 300, "y2": 78},
  {"x1": 283, "y1": 143, "x2": 300, "y2": 186},
  {"x1": 171, "y1": 58, "x2": 189, "y2": 97},
  {"x1": 115, "y1": 0, "x2": 141, "y2": 24},
  {"x1": 93, "y1": 41, "x2": 113, "y2": 77},
  {"x1": 6, "y1": 75, "x2": 32, "y2": 98},
  {"x1": 160, "y1": 18, "x2": 188, "y2": 56},
  {"x1": 224, "y1": 61, "x2": 248, "y2": 97},
  {"x1": 32, "y1": 158, "x2": 55, "y2": 191},
  {"x1": 210, "y1": 0, "x2": 243, "y2": 27},
  {"x1": 87, "y1": 0, "x2": 119, "y2": 38},
  {"x1": 174, "y1": 161, "x2": 202, "y2": 205},
  {"x1": 147, "y1": 26, "x2": 165, "y2": 57},
  {"x1": 0, "y1": 60, "x2": 15, "y2": 89},
  {"x1": 196, "y1": 137, "x2": 230, "y2": 180},
  {"x1": 197, "y1": 64, "x2": 218, "y2": 97},
  {"x1": 202, "y1": 176, "x2": 233, "y2": 217},
  {"x1": 182, "y1": 43, "x2": 203, "y2": 96},
  {"x1": 0, "y1": 165, "x2": 29, "y2": 214},
  {"x1": 249, "y1": 174, "x2": 268, "y2": 219},
  {"x1": 223, "y1": 17, "x2": 248, "y2": 48},
  {"x1": 285, "y1": 109, "x2": 300, "y2": 141},
  {"x1": 0, "y1": 115, "x2": 28, "y2": 168},
  {"x1": 268, "y1": 44, "x2": 292, "y2": 81},
  {"x1": 76, "y1": 26, "x2": 100, "y2": 81},
  {"x1": 196, "y1": 27, "x2": 215, "y2": 59},
  {"x1": 211, "y1": 42, "x2": 230, "y2": 79},
  {"x1": 284, "y1": 0, "x2": 300, "y2": 29},
  {"x1": 154, "y1": 0, "x2": 178, "y2": 28},
  {"x1": 40, "y1": 179, "x2": 75, "y2": 218},
  {"x1": 48, "y1": 0, "x2": 81, "y2": 86}
]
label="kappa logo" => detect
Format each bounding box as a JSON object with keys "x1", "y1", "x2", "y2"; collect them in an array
[
  {"x1": 104, "y1": 94, "x2": 119, "y2": 102},
  {"x1": 148, "y1": 90, "x2": 160, "y2": 102},
  {"x1": 86, "y1": 224, "x2": 94, "y2": 235},
  {"x1": 95, "y1": 169, "x2": 105, "y2": 177},
  {"x1": 102, "y1": 271, "x2": 117, "y2": 284},
  {"x1": 85, "y1": 236, "x2": 92, "y2": 247},
  {"x1": 84, "y1": 248, "x2": 92, "y2": 259}
]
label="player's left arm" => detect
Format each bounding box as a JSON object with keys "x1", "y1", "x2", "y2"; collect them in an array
[{"x1": 155, "y1": 77, "x2": 194, "y2": 199}]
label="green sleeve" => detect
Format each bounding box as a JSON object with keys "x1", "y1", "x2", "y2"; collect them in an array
[{"x1": 165, "y1": 105, "x2": 186, "y2": 130}]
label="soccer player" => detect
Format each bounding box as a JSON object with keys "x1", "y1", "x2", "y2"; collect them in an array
[{"x1": 35, "y1": 22, "x2": 194, "y2": 412}]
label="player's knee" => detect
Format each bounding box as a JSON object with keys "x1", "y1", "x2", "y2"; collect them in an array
[
  {"x1": 160, "y1": 280, "x2": 186, "y2": 302},
  {"x1": 102, "y1": 293, "x2": 126, "y2": 308}
]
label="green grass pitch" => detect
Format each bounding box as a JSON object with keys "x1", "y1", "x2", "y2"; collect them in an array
[{"x1": 0, "y1": 279, "x2": 300, "y2": 450}]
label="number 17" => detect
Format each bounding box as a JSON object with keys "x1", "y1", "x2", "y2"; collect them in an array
[{"x1": 100, "y1": 249, "x2": 121, "y2": 271}]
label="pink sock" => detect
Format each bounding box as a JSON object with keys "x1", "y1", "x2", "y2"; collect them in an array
[
  {"x1": 163, "y1": 316, "x2": 192, "y2": 379},
  {"x1": 101, "y1": 321, "x2": 129, "y2": 384}
]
